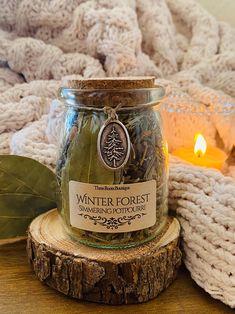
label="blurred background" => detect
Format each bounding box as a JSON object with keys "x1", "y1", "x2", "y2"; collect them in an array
[{"x1": 198, "y1": 0, "x2": 235, "y2": 27}]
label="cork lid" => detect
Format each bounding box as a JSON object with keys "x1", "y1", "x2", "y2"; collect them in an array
[
  {"x1": 62, "y1": 76, "x2": 155, "y2": 90},
  {"x1": 60, "y1": 76, "x2": 165, "y2": 109}
]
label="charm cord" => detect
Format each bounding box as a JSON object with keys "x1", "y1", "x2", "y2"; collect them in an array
[
  {"x1": 65, "y1": 99, "x2": 159, "y2": 112},
  {"x1": 103, "y1": 103, "x2": 122, "y2": 124}
]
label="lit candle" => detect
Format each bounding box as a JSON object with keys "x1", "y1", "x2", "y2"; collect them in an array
[{"x1": 172, "y1": 133, "x2": 227, "y2": 170}]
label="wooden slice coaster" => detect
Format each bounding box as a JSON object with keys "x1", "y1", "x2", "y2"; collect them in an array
[{"x1": 27, "y1": 209, "x2": 181, "y2": 305}]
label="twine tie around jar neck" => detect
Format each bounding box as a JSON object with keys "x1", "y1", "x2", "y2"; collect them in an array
[{"x1": 103, "y1": 103, "x2": 122, "y2": 123}]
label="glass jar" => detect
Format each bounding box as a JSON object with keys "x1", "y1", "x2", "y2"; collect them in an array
[{"x1": 56, "y1": 77, "x2": 168, "y2": 249}]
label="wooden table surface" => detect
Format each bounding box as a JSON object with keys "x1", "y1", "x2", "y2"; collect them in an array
[{"x1": 0, "y1": 241, "x2": 233, "y2": 314}]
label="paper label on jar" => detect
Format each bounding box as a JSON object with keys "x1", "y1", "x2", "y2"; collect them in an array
[{"x1": 69, "y1": 180, "x2": 156, "y2": 233}]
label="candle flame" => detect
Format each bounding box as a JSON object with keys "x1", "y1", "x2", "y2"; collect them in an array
[{"x1": 194, "y1": 133, "x2": 207, "y2": 157}]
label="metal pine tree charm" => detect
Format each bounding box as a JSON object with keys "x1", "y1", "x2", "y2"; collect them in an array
[
  {"x1": 103, "y1": 126, "x2": 125, "y2": 168},
  {"x1": 98, "y1": 120, "x2": 130, "y2": 170}
]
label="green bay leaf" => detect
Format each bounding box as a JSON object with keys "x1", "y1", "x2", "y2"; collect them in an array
[
  {"x1": 68, "y1": 112, "x2": 114, "y2": 184},
  {"x1": 0, "y1": 155, "x2": 58, "y2": 239}
]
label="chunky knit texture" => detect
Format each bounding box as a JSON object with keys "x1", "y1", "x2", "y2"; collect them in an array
[
  {"x1": 169, "y1": 159, "x2": 235, "y2": 308},
  {"x1": 0, "y1": 0, "x2": 234, "y2": 307}
]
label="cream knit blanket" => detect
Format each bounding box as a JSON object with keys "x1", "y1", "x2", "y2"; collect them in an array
[{"x1": 0, "y1": 0, "x2": 234, "y2": 308}]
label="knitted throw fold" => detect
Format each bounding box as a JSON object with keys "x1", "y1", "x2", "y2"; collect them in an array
[
  {"x1": 0, "y1": 0, "x2": 234, "y2": 308},
  {"x1": 169, "y1": 160, "x2": 235, "y2": 308}
]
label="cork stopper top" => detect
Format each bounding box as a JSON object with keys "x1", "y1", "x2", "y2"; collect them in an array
[
  {"x1": 60, "y1": 76, "x2": 165, "y2": 109},
  {"x1": 62, "y1": 76, "x2": 155, "y2": 90}
]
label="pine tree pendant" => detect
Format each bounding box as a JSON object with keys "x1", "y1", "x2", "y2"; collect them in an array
[{"x1": 97, "y1": 119, "x2": 131, "y2": 170}]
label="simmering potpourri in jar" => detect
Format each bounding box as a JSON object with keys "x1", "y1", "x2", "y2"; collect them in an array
[{"x1": 56, "y1": 77, "x2": 168, "y2": 249}]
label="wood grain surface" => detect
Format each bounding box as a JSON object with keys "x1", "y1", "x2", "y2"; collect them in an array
[
  {"x1": 27, "y1": 211, "x2": 181, "y2": 304},
  {"x1": 0, "y1": 240, "x2": 233, "y2": 314}
]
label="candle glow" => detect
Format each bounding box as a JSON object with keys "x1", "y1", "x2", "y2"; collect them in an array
[{"x1": 172, "y1": 133, "x2": 227, "y2": 170}]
